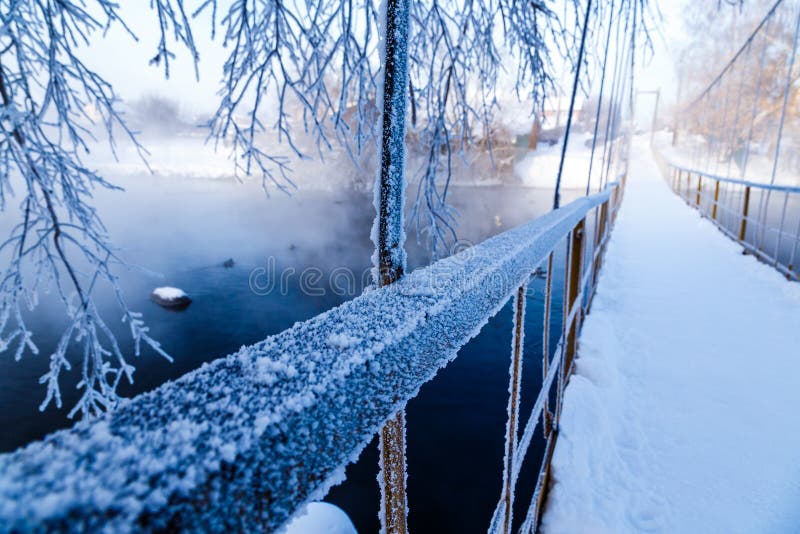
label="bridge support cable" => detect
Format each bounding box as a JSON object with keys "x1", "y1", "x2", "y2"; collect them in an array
[
  {"x1": 602, "y1": 45, "x2": 632, "y2": 190},
  {"x1": 758, "y1": 6, "x2": 800, "y2": 251},
  {"x1": 586, "y1": 0, "x2": 617, "y2": 196},
  {"x1": 600, "y1": 6, "x2": 635, "y2": 192},
  {"x1": 499, "y1": 284, "x2": 528, "y2": 534},
  {"x1": 740, "y1": 19, "x2": 772, "y2": 181},
  {"x1": 552, "y1": 0, "x2": 593, "y2": 210},
  {"x1": 597, "y1": 8, "x2": 626, "y2": 192},
  {"x1": 375, "y1": 0, "x2": 412, "y2": 531},
  {"x1": 723, "y1": 43, "x2": 750, "y2": 179}
]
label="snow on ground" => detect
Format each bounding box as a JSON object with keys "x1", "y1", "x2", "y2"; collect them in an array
[
  {"x1": 91, "y1": 132, "x2": 365, "y2": 190},
  {"x1": 90, "y1": 130, "x2": 514, "y2": 190},
  {"x1": 542, "y1": 137, "x2": 800, "y2": 533},
  {"x1": 515, "y1": 132, "x2": 602, "y2": 190},
  {"x1": 92, "y1": 121, "x2": 602, "y2": 192}
]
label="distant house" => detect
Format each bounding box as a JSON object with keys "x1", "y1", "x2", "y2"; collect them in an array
[
  {"x1": 541, "y1": 95, "x2": 585, "y2": 130},
  {"x1": 523, "y1": 96, "x2": 585, "y2": 150}
]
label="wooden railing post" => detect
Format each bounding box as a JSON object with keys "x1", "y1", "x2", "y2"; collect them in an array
[
  {"x1": 563, "y1": 219, "x2": 586, "y2": 381},
  {"x1": 683, "y1": 172, "x2": 688, "y2": 200},
  {"x1": 677, "y1": 170, "x2": 682, "y2": 195},
  {"x1": 712, "y1": 180, "x2": 721, "y2": 220},
  {"x1": 739, "y1": 185, "x2": 751, "y2": 242},
  {"x1": 528, "y1": 216, "x2": 589, "y2": 533},
  {"x1": 696, "y1": 176, "x2": 702, "y2": 208},
  {"x1": 610, "y1": 183, "x2": 622, "y2": 225},
  {"x1": 685, "y1": 173, "x2": 691, "y2": 201},
  {"x1": 593, "y1": 202, "x2": 609, "y2": 290}
]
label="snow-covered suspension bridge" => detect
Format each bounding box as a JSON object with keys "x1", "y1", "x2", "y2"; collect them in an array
[{"x1": 540, "y1": 2, "x2": 800, "y2": 528}]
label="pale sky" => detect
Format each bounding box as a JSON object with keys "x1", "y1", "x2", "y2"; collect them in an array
[
  {"x1": 634, "y1": 0, "x2": 689, "y2": 124},
  {"x1": 85, "y1": 1, "x2": 689, "y2": 122},
  {"x1": 84, "y1": 3, "x2": 227, "y2": 111}
]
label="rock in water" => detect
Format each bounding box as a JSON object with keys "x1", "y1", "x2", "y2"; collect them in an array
[
  {"x1": 151, "y1": 287, "x2": 192, "y2": 310},
  {"x1": 223, "y1": 258, "x2": 235, "y2": 268}
]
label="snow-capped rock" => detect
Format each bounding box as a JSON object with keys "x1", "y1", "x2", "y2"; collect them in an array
[{"x1": 151, "y1": 287, "x2": 192, "y2": 310}]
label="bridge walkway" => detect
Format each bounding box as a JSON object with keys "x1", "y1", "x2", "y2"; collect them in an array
[{"x1": 541, "y1": 140, "x2": 800, "y2": 533}]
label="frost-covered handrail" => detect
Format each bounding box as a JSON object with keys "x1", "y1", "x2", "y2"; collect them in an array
[
  {"x1": 663, "y1": 158, "x2": 800, "y2": 194},
  {"x1": 0, "y1": 185, "x2": 620, "y2": 533},
  {"x1": 658, "y1": 153, "x2": 800, "y2": 282}
]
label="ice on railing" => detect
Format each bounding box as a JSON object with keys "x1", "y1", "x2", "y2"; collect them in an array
[{"x1": 0, "y1": 189, "x2": 614, "y2": 533}]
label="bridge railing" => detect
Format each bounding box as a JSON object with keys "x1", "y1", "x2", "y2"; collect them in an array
[
  {"x1": 665, "y1": 0, "x2": 800, "y2": 282},
  {"x1": 655, "y1": 153, "x2": 800, "y2": 281},
  {"x1": 0, "y1": 172, "x2": 627, "y2": 533}
]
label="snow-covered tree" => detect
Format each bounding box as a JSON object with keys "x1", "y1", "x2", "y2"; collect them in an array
[
  {"x1": 675, "y1": 0, "x2": 800, "y2": 165},
  {"x1": 0, "y1": 1, "x2": 207, "y2": 418}
]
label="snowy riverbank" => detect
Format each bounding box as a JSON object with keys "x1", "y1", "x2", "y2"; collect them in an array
[{"x1": 88, "y1": 128, "x2": 606, "y2": 192}]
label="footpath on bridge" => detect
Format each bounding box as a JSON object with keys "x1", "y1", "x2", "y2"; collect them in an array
[{"x1": 541, "y1": 139, "x2": 800, "y2": 532}]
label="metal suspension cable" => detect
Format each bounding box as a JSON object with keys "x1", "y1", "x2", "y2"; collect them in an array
[
  {"x1": 740, "y1": 15, "x2": 772, "y2": 180},
  {"x1": 724, "y1": 42, "x2": 751, "y2": 178},
  {"x1": 758, "y1": 4, "x2": 800, "y2": 249},
  {"x1": 767, "y1": 5, "x2": 800, "y2": 187},
  {"x1": 685, "y1": 0, "x2": 785, "y2": 109},
  {"x1": 553, "y1": 0, "x2": 593, "y2": 210},
  {"x1": 586, "y1": 0, "x2": 617, "y2": 196},
  {"x1": 629, "y1": 0, "x2": 637, "y2": 117},
  {"x1": 603, "y1": 39, "x2": 633, "y2": 187},
  {"x1": 703, "y1": 90, "x2": 719, "y2": 171},
  {"x1": 596, "y1": 19, "x2": 623, "y2": 192},
  {"x1": 598, "y1": 3, "x2": 632, "y2": 191},
  {"x1": 601, "y1": 12, "x2": 633, "y2": 190},
  {"x1": 713, "y1": 68, "x2": 735, "y2": 175}
]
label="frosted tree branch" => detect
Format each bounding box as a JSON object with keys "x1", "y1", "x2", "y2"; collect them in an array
[{"x1": 0, "y1": 1, "x2": 195, "y2": 418}]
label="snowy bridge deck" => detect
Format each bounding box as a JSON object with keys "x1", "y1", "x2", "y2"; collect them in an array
[{"x1": 542, "y1": 144, "x2": 800, "y2": 532}]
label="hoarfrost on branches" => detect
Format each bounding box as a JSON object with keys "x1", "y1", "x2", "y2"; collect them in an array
[
  {"x1": 0, "y1": 0, "x2": 657, "y2": 418},
  {"x1": 0, "y1": 1, "x2": 198, "y2": 418},
  {"x1": 202, "y1": 0, "x2": 655, "y2": 256}
]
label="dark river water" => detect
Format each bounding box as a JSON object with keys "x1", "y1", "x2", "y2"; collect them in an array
[{"x1": 0, "y1": 173, "x2": 587, "y2": 533}]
